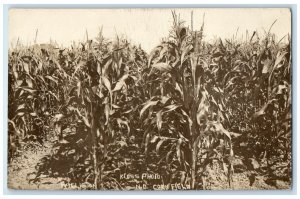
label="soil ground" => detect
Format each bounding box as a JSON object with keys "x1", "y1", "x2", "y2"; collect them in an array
[{"x1": 8, "y1": 141, "x2": 291, "y2": 190}]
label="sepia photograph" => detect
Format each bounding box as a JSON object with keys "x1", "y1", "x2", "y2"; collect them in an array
[{"x1": 7, "y1": 8, "x2": 292, "y2": 190}]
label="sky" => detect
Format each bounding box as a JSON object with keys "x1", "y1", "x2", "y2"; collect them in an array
[{"x1": 9, "y1": 8, "x2": 291, "y2": 53}]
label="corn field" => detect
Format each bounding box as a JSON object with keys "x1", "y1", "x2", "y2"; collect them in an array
[{"x1": 8, "y1": 11, "x2": 292, "y2": 190}]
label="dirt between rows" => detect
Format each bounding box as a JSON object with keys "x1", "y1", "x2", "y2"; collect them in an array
[{"x1": 7, "y1": 141, "x2": 291, "y2": 190}]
